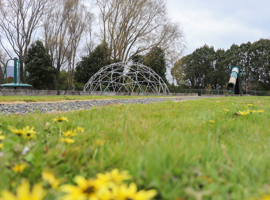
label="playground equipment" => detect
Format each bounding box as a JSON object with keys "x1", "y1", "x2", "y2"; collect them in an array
[
  {"x1": 226, "y1": 66, "x2": 241, "y2": 94},
  {"x1": 84, "y1": 62, "x2": 170, "y2": 93},
  {"x1": 0, "y1": 58, "x2": 32, "y2": 88}
]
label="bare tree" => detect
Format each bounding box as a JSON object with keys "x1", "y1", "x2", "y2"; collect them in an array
[
  {"x1": 66, "y1": 3, "x2": 91, "y2": 89},
  {"x1": 43, "y1": 0, "x2": 91, "y2": 89},
  {"x1": 0, "y1": 47, "x2": 8, "y2": 81},
  {"x1": 0, "y1": 0, "x2": 49, "y2": 80},
  {"x1": 241, "y1": 80, "x2": 259, "y2": 94},
  {"x1": 96, "y1": 0, "x2": 184, "y2": 62},
  {"x1": 82, "y1": 12, "x2": 96, "y2": 55}
]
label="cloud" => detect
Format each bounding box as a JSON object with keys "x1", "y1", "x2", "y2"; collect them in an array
[{"x1": 167, "y1": 0, "x2": 270, "y2": 55}]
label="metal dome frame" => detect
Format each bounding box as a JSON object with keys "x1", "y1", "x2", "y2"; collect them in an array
[{"x1": 83, "y1": 62, "x2": 170, "y2": 93}]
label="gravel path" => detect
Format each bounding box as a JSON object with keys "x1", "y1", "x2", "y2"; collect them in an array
[{"x1": 0, "y1": 96, "x2": 208, "y2": 115}]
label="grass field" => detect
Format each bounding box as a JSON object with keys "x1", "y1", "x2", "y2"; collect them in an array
[
  {"x1": 0, "y1": 96, "x2": 269, "y2": 200},
  {"x1": 0, "y1": 95, "x2": 172, "y2": 103}
]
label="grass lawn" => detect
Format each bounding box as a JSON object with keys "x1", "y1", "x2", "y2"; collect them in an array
[
  {"x1": 0, "y1": 95, "x2": 175, "y2": 103},
  {"x1": 0, "y1": 96, "x2": 269, "y2": 200}
]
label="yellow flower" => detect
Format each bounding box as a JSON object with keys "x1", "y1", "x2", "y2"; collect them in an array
[
  {"x1": 248, "y1": 110, "x2": 256, "y2": 113},
  {"x1": 223, "y1": 109, "x2": 229, "y2": 112},
  {"x1": 42, "y1": 171, "x2": 60, "y2": 189},
  {"x1": 232, "y1": 103, "x2": 234, "y2": 105},
  {"x1": 23, "y1": 126, "x2": 37, "y2": 139},
  {"x1": 260, "y1": 195, "x2": 270, "y2": 200},
  {"x1": 216, "y1": 101, "x2": 220, "y2": 103},
  {"x1": 96, "y1": 139, "x2": 105, "y2": 146},
  {"x1": 0, "y1": 143, "x2": 3, "y2": 149},
  {"x1": 96, "y1": 169, "x2": 131, "y2": 186},
  {"x1": 0, "y1": 131, "x2": 2, "y2": 134},
  {"x1": 239, "y1": 111, "x2": 249, "y2": 116},
  {"x1": 209, "y1": 120, "x2": 215, "y2": 124},
  {"x1": 0, "y1": 135, "x2": 5, "y2": 141},
  {"x1": 60, "y1": 176, "x2": 104, "y2": 200},
  {"x1": 12, "y1": 164, "x2": 27, "y2": 173},
  {"x1": 115, "y1": 183, "x2": 157, "y2": 200},
  {"x1": 0, "y1": 180, "x2": 46, "y2": 200},
  {"x1": 61, "y1": 138, "x2": 75, "y2": 144},
  {"x1": 97, "y1": 187, "x2": 116, "y2": 200},
  {"x1": 257, "y1": 110, "x2": 264, "y2": 114},
  {"x1": 9, "y1": 127, "x2": 26, "y2": 136},
  {"x1": 76, "y1": 127, "x2": 84, "y2": 133},
  {"x1": 63, "y1": 130, "x2": 77, "y2": 137},
  {"x1": 199, "y1": 175, "x2": 213, "y2": 183},
  {"x1": 53, "y1": 117, "x2": 69, "y2": 122},
  {"x1": 247, "y1": 104, "x2": 253, "y2": 107}
]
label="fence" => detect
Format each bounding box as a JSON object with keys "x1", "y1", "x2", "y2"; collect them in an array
[{"x1": 168, "y1": 88, "x2": 270, "y2": 96}]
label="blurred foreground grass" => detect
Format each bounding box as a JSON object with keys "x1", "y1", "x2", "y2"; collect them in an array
[{"x1": 0, "y1": 96, "x2": 269, "y2": 200}]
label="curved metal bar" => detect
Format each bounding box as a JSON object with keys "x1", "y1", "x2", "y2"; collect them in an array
[{"x1": 84, "y1": 61, "x2": 170, "y2": 93}]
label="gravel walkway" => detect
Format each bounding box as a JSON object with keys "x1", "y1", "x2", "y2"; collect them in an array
[{"x1": 0, "y1": 96, "x2": 207, "y2": 115}]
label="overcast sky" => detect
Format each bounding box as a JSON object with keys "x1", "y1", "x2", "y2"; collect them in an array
[{"x1": 167, "y1": 0, "x2": 270, "y2": 56}]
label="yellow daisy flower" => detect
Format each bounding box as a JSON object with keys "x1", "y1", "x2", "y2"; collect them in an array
[
  {"x1": 0, "y1": 135, "x2": 5, "y2": 141},
  {"x1": 257, "y1": 110, "x2": 264, "y2": 114},
  {"x1": 247, "y1": 104, "x2": 253, "y2": 107},
  {"x1": 209, "y1": 120, "x2": 215, "y2": 124},
  {"x1": 53, "y1": 117, "x2": 69, "y2": 122},
  {"x1": 96, "y1": 169, "x2": 131, "y2": 186},
  {"x1": 62, "y1": 130, "x2": 77, "y2": 137},
  {"x1": 239, "y1": 111, "x2": 249, "y2": 116},
  {"x1": 216, "y1": 101, "x2": 220, "y2": 103},
  {"x1": 96, "y1": 139, "x2": 105, "y2": 146},
  {"x1": 115, "y1": 183, "x2": 157, "y2": 200},
  {"x1": 42, "y1": 171, "x2": 60, "y2": 189},
  {"x1": 248, "y1": 110, "x2": 256, "y2": 113},
  {"x1": 0, "y1": 181, "x2": 46, "y2": 200},
  {"x1": 12, "y1": 163, "x2": 27, "y2": 173},
  {"x1": 23, "y1": 126, "x2": 37, "y2": 139},
  {"x1": 0, "y1": 143, "x2": 3, "y2": 149},
  {"x1": 60, "y1": 176, "x2": 104, "y2": 200},
  {"x1": 61, "y1": 138, "x2": 75, "y2": 144},
  {"x1": 9, "y1": 127, "x2": 26, "y2": 136},
  {"x1": 76, "y1": 127, "x2": 84, "y2": 133},
  {"x1": 260, "y1": 194, "x2": 270, "y2": 200}
]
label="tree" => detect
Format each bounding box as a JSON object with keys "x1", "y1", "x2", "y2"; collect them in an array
[
  {"x1": 212, "y1": 49, "x2": 230, "y2": 89},
  {"x1": 43, "y1": 0, "x2": 90, "y2": 89},
  {"x1": 143, "y1": 46, "x2": 167, "y2": 83},
  {"x1": 171, "y1": 59, "x2": 184, "y2": 85},
  {"x1": 0, "y1": 0, "x2": 49, "y2": 80},
  {"x1": 25, "y1": 41, "x2": 55, "y2": 89},
  {"x1": 0, "y1": 48, "x2": 8, "y2": 80},
  {"x1": 96, "y1": 0, "x2": 184, "y2": 61},
  {"x1": 182, "y1": 45, "x2": 215, "y2": 88},
  {"x1": 74, "y1": 43, "x2": 111, "y2": 84}
]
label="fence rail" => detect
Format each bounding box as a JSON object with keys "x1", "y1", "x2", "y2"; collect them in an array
[{"x1": 169, "y1": 88, "x2": 270, "y2": 96}]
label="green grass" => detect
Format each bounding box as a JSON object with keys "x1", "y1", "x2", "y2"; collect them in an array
[
  {"x1": 0, "y1": 95, "x2": 173, "y2": 102},
  {"x1": 0, "y1": 96, "x2": 269, "y2": 200}
]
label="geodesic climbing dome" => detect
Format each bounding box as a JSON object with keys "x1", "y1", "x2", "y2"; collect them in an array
[{"x1": 83, "y1": 62, "x2": 170, "y2": 93}]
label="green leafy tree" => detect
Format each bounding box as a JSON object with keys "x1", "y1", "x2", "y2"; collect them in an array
[
  {"x1": 74, "y1": 43, "x2": 111, "y2": 84},
  {"x1": 182, "y1": 45, "x2": 215, "y2": 88},
  {"x1": 25, "y1": 40, "x2": 55, "y2": 89},
  {"x1": 143, "y1": 46, "x2": 167, "y2": 83},
  {"x1": 131, "y1": 54, "x2": 144, "y2": 63},
  {"x1": 212, "y1": 49, "x2": 230, "y2": 89}
]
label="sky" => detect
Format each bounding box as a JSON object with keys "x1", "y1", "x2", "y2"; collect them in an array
[{"x1": 166, "y1": 0, "x2": 270, "y2": 56}]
